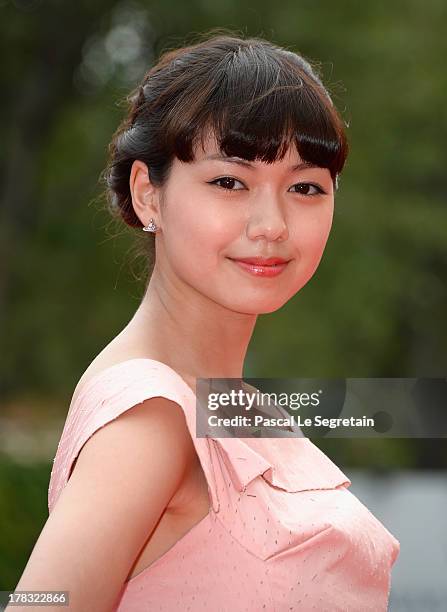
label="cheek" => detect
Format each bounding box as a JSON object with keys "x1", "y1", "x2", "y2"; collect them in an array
[
  {"x1": 290, "y1": 207, "x2": 334, "y2": 275},
  {"x1": 295, "y1": 203, "x2": 333, "y2": 246},
  {"x1": 162, "y1": 196, "x2": 240, "y2": 273}
]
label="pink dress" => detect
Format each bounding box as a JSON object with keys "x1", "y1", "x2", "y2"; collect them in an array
[{"x1": 48, "y1": 358, "x2": 400, "y2": 611}]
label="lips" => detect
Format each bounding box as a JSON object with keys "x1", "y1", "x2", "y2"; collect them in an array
[
  {"x1": 230, "y1": 256, "x2": 290, "y2": 266},
  {"x1": 228, "y1": 256, "x2": 291, "y2": 278}
]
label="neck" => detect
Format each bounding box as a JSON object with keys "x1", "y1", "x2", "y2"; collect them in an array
[{"x1": 125, "y1": 266, "x2": 258, "y2": 381}]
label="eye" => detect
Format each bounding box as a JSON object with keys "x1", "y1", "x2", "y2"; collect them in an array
[
  {"x1": 208, "y1": 176, "x2": 246, "y2": 191},
  {"x1": 289, "y1": 183, "x2": 326, "y2": 196},
  {"x1": 208, "y1": 177, "x2": 327, "y2": 195}
]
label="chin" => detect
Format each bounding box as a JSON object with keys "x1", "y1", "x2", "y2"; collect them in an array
[{"x1": 224, "y1": 296, "x2": 290, "y2": 315}]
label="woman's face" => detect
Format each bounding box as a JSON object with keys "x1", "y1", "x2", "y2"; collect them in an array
[{"x1": 154, "y1": 134, "x2": 335, "y2": 315}]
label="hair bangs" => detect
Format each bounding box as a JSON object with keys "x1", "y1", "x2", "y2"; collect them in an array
[{"x1": 169, "y1": 42, "x2": 348, "y2": 182}]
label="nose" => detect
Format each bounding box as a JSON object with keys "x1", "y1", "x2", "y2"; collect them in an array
[{"x1": 245, "y1": 194, "x2": 289, "y2": 243}]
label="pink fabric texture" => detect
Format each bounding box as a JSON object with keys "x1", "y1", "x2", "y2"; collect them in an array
[{"x1": 48, "y1": 358, "x2": 400, "y2": 611}]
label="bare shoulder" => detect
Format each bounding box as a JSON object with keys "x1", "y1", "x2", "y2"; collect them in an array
[
  {"x1": 15, "y1": 395, "x2": 195, "y2": 611},
  {"x1": 71, "y1": 342, "x2": 149, "y2": 403}
]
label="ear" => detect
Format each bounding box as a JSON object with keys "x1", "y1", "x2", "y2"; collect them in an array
[{"x1": 129, "y1": 160, "x2": 161, "y2": 228}]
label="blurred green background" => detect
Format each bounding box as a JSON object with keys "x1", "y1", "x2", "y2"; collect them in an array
[{"x1": 1, "y1": 0, "x2": 446, "y2": 592}]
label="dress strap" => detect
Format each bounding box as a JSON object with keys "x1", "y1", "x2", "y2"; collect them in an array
[{"x1": 48, "y1": 358, "x2": 220, "y2": 513}]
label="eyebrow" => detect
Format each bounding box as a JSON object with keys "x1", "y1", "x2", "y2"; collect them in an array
[{"x1": 202, "y1": 154, "x2": 321, "y2": 172}]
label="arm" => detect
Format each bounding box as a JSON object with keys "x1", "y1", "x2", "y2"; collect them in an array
[{"x1": 9, "y1": 396, "x2": 193, "y2": 612}]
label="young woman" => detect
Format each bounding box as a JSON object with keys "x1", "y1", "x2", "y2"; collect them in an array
[{"x1": 13, "y1": 32, "x2": 400, "y2": 611}]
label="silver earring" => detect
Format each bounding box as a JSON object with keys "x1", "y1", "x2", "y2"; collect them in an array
[{"x1": 142, "y1": 218, "x2": 157, "y2": 233}]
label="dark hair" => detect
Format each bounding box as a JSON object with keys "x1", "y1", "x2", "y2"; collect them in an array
[{"x1": 101, "y1": 30, "x2": 349, "y2": 278}]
